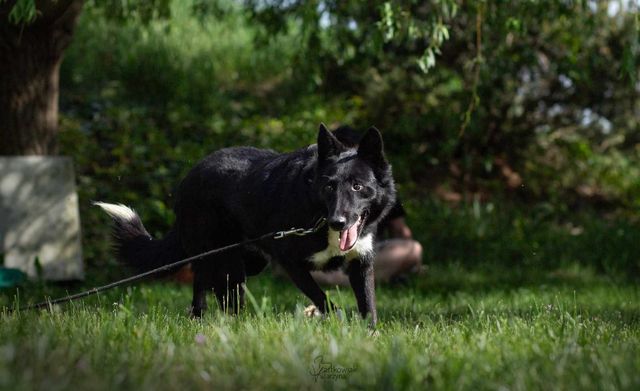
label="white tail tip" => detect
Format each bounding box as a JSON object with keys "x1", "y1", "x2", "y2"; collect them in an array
[{"x1": 94, "y1": 201, "x2": 138, "y2": 221}]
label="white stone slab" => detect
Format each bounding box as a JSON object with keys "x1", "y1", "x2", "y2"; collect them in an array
[{"x1": 0, "y1": 156, "x2": 84, "y2": 280}]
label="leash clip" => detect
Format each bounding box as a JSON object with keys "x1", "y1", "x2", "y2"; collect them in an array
[{"x1": 273, "y1": 217, "x2": 326, "y2": 240}]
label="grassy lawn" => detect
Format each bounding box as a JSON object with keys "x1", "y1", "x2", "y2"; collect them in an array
[{"x1": 1, "y1": 265, "x2": 639, "y2": 390}]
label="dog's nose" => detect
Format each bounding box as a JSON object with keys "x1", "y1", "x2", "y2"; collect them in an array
[{"x1": 328, "y1": 216, "x2": 347, "y2": 231}]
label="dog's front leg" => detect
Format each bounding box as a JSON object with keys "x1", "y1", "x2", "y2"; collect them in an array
[
  {"x1": 280, "y1": 261, "x2": 336, "y2": 314},
  {"x1": 346, "y1": 259, "x2": 377, "y2": 327}
]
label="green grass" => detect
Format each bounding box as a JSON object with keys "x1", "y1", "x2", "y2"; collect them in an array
[{"x1": 1, "y1": 265, "x2": 639, "y2": 390}]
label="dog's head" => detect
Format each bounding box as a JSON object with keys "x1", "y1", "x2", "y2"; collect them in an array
[{"x1": 314, "y1": 124, "x2": 396, "y2": 251}]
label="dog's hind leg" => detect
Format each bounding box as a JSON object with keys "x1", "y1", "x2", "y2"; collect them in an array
[{"x1": 190, "y1": 264, "x2": 214, "y2": 318}]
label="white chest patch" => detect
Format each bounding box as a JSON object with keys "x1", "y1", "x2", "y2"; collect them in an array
[{"x1": 309, "y1": 231, "x2": 374, "y2": 268}]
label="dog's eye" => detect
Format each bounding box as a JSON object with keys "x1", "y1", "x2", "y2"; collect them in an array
[
  {"x1": 352, "y1": 183, "x2": 363, "y2": 191},
  {"x1": 324, "y1": 184, "x2": 334, "y2": 192}
]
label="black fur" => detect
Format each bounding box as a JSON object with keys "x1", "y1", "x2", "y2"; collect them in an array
[
  {"x1": 102, "y1": 208, "x2": 185, "y2": 277},
  {"x1": 99, "y1": 124, "x2": 396, "y2": 326}
]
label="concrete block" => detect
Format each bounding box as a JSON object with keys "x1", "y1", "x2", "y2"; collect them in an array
[{"x1": 0, "y1": 156, "x2": 84, "y2": 280}]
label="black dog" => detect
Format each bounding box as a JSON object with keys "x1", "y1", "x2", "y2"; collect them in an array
[{"x1": 96, "y1": 124, "x2": 396, "y2": 326}]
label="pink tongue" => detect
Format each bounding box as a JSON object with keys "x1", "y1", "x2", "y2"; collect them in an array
[{"x1": 339, "y1": 219, "x2": 360, "y2": 251}]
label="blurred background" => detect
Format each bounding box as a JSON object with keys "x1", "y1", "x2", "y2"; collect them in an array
[{"x1": 6, "y1": 0, "x2": 639, "y2": 282}]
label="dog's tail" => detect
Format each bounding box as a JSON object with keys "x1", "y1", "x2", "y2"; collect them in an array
[{"x1": 94, "y1": 202, "x2": 185, "y2": 274}]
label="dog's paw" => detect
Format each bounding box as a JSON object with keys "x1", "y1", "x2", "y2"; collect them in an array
[
  {"x1": 303, "y1": 304, "x2": 322, "y2": 318},
  {"x1": 189, "y1": 306, "x2": 206, "y2": 319}
]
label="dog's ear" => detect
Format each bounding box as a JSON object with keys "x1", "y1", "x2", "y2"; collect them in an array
[
  {"x1": 358, "y1": 126, "x2": 388, "y2": 169},
  {"x1": 317, "y1": 123, "x2": 345, "y2": 161}
]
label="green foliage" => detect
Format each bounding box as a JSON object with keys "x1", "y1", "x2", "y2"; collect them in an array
[
  {"x1": 246, "y1": 0, "x2": 459, "y2": 76},
  {"x1": 376, "y1": 1, "x2": 458, "y2": 73},
  {"x1": 5, "y1": 0, "x2": 36, "y2": 24},
  {"x1": 89, "y1": 0, "x2": 172, "y2": 24},
  {"x1": 405, "y1": 197, "x2": 640, "y2": 277},
  {"x1": 4, "y1": 0, "x2": 171, "y2": 25},
  {"x1": 55, "y1": 0, "x2": 640, "y2": 273},
  {"x1": 245, "y1": 0, "x2": 640, "y2": 206}
]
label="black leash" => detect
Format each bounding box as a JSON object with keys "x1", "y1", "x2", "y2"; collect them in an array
[{"x1": 9, "y1": 217, "x2": 327, "y2": 313}]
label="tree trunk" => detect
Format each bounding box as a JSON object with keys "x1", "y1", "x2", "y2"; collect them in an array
[{"x1": 0, "y1": 0, "x2": 84, "y2": 155}]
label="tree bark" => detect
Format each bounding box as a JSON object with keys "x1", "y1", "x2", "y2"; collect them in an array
[{"x1": 0, "y1": 0, "x2": 84, "y2": 155}]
